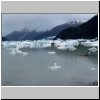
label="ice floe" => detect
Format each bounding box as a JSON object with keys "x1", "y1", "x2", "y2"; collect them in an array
[
  {"x1": 57, "y1": 46, "x2": 67, "y2": 50},
  {"x1": 55, "y1": 39, "x2": 79, "y2": 47},
  {"x1": 81, "y1": 40, "x2": 98, "y2": 47},
  {"x1": 48, "y1": 62, "x2": 61, "y2": 70},
  {"x1": 8, "y1": 46, "x2": 29, "y2": 56},
  {"x1": 55, "y1": 39, "x2": 79, "y2": 51},
  {"x1": 68, "y1": 46, "x2": 77, "y2": 51},
  {"x1": 48, "y1": 51, "x2": 56, "y2": 54},
  {"x1": 88, "y1": 47, "x2": 98, "y2": 52}
]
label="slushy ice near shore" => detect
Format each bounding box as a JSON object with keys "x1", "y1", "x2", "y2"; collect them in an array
[{"x1": 2, "y1": 39, "x2": 98, "y2": 56}]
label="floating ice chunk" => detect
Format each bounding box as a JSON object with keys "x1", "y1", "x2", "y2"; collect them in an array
[
  {"x1": 17, "y1": 41, "x2": 32, "y2": 48},
  {"x1": 55, "y1": 39, "x2": 79, "y2": 51},
  {"x1": 9, "y1": 49, "x2": 17, "y2": 56},
  {"x1": 15, "y1": 48, "x2": 29, "y2": 56},
  {"x1": 68, "y1": 46, "x2": 77, "y2": 51},
  {"x1": 57, "y1": 45, "x2": 77, "y2": 51},
  {"x1": 81, "y1": 40, "x2": 98, "y2": 47},
  {"x1": 48, "y1": 62, "x2": 61, "y2": 70},
  {"x1": 65, "y1": 40, "x2": 79, "y2": 47},
  {"x1": 15, "y1": 48, "x2": 22, "y2": 53},
  {"x1": 57, "y1": 46, "x2": 67, "y2": 50},
  {"x1": 42, "y1": 43, "x2": 51, "y2": 48},
  {"x1": 48, "y1": 51, "x2": 56, "y2": 54},
  {"x1": 54, "y1": 41, "x2": 63, "y2": 47},
  {"x1": 88, "y1": 47, "x2": 98, "y2": 52},
  {"x1": 21, "y1": 52, "x2": 29, "y2": 56},
  {"x1": 9, "y1": 46, "x2": 29, "y2": 56},
  {"x1": 90, "y1": 68, "x2": 96, "y2": 71},
  {"x1": 9, "y1": 48, "x2": 19, "y2": 56}
]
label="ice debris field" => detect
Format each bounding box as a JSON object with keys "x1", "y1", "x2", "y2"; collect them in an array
[{"x1": 2, "y1": 39, "x2": 98, "y2": 56}]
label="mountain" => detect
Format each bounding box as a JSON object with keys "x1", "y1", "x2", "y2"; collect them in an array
[
  {"x1": 55, "y1": 15, "x2": 98, "y2": 39},
  {"x1": 2, "y1": 37, "x2": 9, "y2": 41},
  {"x1": 6, "y1": 28, "x2": 31, "y2": 41},
  {"x1": 5, "y1": 20, "x2": 83, "y2": 41},
  {"x1": 35, "y1": 20, "x2": 83, "y2": 40}
]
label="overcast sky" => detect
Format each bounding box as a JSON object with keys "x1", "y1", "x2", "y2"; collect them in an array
[{"x1": 2, "y1": 14, "x2": 96, "y2": 36}]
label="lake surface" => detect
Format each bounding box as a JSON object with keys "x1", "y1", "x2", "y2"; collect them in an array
[{"x1": 1, "y1": 46, "x2": 98, "y2": 86}]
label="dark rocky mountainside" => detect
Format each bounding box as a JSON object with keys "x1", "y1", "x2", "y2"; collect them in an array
[{"x1": 55, "y1": 15, "x2": 98, "y2": 39}]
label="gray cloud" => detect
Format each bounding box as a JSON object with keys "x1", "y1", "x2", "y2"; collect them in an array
[{"x1": 2, "y1": 14, "x2": 96, "y2": 36}]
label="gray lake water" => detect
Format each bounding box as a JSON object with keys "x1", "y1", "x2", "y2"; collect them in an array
[{"x1": 1, "y1": 46, "x2": 98, "y2": 86}]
